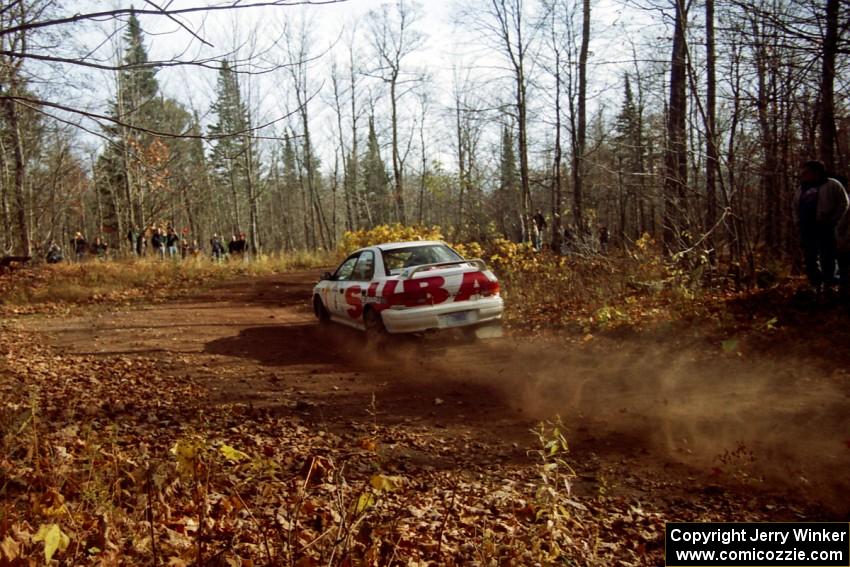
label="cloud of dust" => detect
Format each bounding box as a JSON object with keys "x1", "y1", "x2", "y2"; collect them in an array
[{"x1": 407, "y1": 335, "x2": 850, "y2": 505}]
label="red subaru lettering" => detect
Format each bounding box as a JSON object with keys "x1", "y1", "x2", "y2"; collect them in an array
[
  {"x1": 454, "y1": 271, "x2": 492, "y2": 302},
  {"x1": 367, "y1": 281, "x2": 380, "y2": 297},
  {"x1": 345, "y1": 285, "x2": 363, "y2": 319},
  {"x1": 372, "y1": 281, "x2": 398, "y2": 312},
  {"x1": 401, "y1": 276, "x2": 449, "y2": 306}
]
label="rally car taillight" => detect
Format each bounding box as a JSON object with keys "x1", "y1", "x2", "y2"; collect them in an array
[{"x1": 480, "y1": 279, "x2": 500, "y2": 297}]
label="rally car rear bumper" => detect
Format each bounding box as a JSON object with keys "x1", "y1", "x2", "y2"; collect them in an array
[{"x1": 380, "y1": 296, "x2": 504, "y2": 334}]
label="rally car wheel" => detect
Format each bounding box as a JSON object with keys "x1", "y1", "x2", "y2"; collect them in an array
[
  {"x1": 313, "y1": 296, "x2": 330, "y2": 324},
  {"x1": 363, "y1": 307, "x2": 388, "y2": 348}
]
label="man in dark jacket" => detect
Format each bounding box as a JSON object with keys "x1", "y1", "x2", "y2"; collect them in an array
[
  {"x1": 227, "y1": 234, "x2": 238, "y2": 257},
  {"x1": 151, "y1": 227, "x2": 165, "y2": 259},
  {"x1": 793, "y1": 160, "x2": 849, "y2": 292},
  {"x1": 210, "y1": 234, "x2": 225, "y2": 261}
]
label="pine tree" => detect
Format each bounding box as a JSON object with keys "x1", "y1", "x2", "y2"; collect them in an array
[
  {"x1": 614, "y1": 75, "x2": 642, "y2": 171},
  {"x1": 614, "y1": 73, "x2": 647, "y2": 239},
  {"x1": 120, "y1": 11, "x2": 159, "y2": 126},
  {"x1": 97, "y1": 9, "x2": 164, "y2": 248},
  {"x1": 208, "y1": 60, "x2": 257, "y2": 242},
  {"x1": 361, "y1": 117, "x2": 389, "y2": 226},
  {"x1": 497, "y1": 125, "x2": 519, "y2": 239}
]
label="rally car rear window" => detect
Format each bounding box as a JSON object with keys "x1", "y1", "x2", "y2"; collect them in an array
[{"x1": 381, "y1": 244, "x2": 463, "y2": 276}]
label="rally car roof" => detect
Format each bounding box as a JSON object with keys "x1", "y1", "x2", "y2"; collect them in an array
[{"x1": 373, "y1": 240, "x2": 446, "y2": 251}]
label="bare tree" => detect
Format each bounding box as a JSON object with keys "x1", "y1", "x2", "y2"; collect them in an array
[
  {"x1": 0, "y1": 0, "x2": 52, "y2": 255},
  {"x1": 282, "y1": 15, "x2": 330, "y2": 250},
  {"x1": 460, "y1": 0, "x2": 543, "y2": 243},
  {"x1": 366, "y1": 0, "x2": 424, "y2": 225},
  {"x1": 574, "y1": 0, "x2": 589, "y2": 232}
]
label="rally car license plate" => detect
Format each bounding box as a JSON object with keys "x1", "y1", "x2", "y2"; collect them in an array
[{"x1": 441, "y1": 311, "x2": 472, "y2": 328}]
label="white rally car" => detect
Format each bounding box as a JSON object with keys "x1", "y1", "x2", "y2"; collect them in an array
[{"x1": 312, "y1": 240, "x2": 503, "y2": 340}]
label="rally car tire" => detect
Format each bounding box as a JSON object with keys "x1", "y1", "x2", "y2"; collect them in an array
[
  {"x1": 363, "y1": 307, "x2": 388, "y2": 348},
  {"x1": 314, "y1": 295, "x2": 330, "y2": 324}
]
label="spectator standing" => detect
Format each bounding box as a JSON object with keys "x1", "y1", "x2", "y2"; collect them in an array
[
  {"x1": 210, "y1": 234, "x2": 225, "y2": 262},
  {"x1": 236, "y1": 232, "x2": 248, "y2": 258},
  {"x1": 91, "y1": 236, "x2": 108, "y2": 259},
  {"x1": 227, "y1": 234, "x2": 238, "y2": 259},
  {"x1": 599, "y1": 226, "x2": 610, "y2": 254},
  {"x1": 46, "y1": 242, "x2": 63, "y2": 264},
  {"x1": 71, "y1": 232, "x2": 87, "y2": 262},
  {"x1": 165, "y1": 227, "x2": 180, "y2": 258},
  {"x1": 532, "y1": 209, "x2": 547, "y2": 250},
  {"x1": 181, "y1": 238, "x2": 190, "y2": 259},
  {"x1": 151, "y1": 227, "x2": 165, "y2": 259},
  {"x1": 136, "y1": 229, "x2": 146, "y2": 256},
  {"x1": 792, "y1": 160, "x2": 849, "y2": 293}
]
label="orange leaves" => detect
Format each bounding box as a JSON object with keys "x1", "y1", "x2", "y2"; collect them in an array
[{"x1": 127, "y1": 137, "x2": 171, "y2": 193}]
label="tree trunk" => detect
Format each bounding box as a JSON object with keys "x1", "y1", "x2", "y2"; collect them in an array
[
  {"x1": 228, "y1": 160, "x2": 241, "y2": 235},
  {"x1": 455, "y1": 99, "x2": 466, "y2": 237},
  {"x1": 517, "y1": 71, "x2": 531, "y2": 242},
  {"x1": 819, "y1": 0, "x2": 838, "y2": 171},
  {"x1": 705, "y1": 0, "x2": 718, "y2": 264},
  {"x1": 0, "y1": 131, "x2": 12, "y2": 253},
  {"x1": 349, "y1": 48, "x2": 367, "y2": 229},
  {"x1": 116, "y1": 71, "x2": 137, "y2": 248},
  {"x1": 573, "y1": 0, "x2": 590, "y2": 233},
  {"x1": 753, "y1": 14, "x2": 780, "y2": 256},
  {"x1": 551, "y1": 38, "x2": 563, "y2": 252},
  {"x1": 390, "y1": 78, "x2": 406, "y2": 224},
  {"x1": 1, "y1": 95, "x2": 29, "y2": 256},
  {"x1": 245, "y1": 137, "x2": 261, "y2": 255},
  {"x1": 662, "y1": 0, "x2": 688, "y2": 253},
  {"x1": 418, "y1": 100, "x2": 427, "y2": 225}
]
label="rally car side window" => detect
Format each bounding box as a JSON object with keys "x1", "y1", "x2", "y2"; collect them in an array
[
  {"x1": 334, "y1": 253, "x2": 360, "y2": 281},
  {"x1": 351, "y1": 250, "x2": 375, "y2": 281}
]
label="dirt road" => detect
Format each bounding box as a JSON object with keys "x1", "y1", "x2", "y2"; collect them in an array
[{"x1": 31, "y1": 270, "x2": 850, "y2": 517}]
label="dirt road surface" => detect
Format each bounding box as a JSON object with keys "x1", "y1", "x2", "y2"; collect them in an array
[{"x1": 30, "y1": 270, "x2": 850, "y2": 518}]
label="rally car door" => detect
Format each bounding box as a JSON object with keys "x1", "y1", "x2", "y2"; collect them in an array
[{"x1": 329, "y1": 253, "x2": 359, "y2": 317}]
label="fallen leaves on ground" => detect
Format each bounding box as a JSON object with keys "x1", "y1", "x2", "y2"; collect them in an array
[{"x1": 0, "y1": 318, "x2": 802, "y2": 567}]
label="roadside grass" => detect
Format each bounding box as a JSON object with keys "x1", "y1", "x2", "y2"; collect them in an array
[{"x1": 0, "y1": 250, "x2": 336, "y2": 312}]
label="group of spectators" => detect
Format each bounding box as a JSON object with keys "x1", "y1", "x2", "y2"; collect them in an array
[
  {"x1": 126, "y1": 225, "x2": 198, "y2": 259},
  {"x1": 45, "y1": 232, "x2": 109, "y2": 263},
  {"x1": 44, "y1": 226, "x2": 251, "y2": 263},
  {"x1": 126, "y1": 226, "x2": 250, "y2": 262}
]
